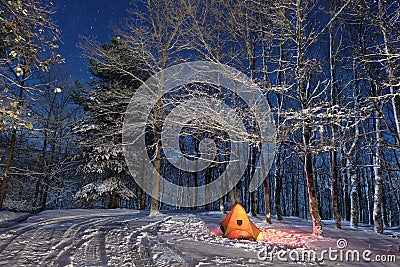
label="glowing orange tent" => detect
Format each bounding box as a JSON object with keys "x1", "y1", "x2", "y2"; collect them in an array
[{"x1": 220, "y1": 203, "x2": 262, "y2": 241}]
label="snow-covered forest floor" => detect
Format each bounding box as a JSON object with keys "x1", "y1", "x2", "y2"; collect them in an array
[{"x1": 0, "y1": 209, "x2": 398, "y2": 266}]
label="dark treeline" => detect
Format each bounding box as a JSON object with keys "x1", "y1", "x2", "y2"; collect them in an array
[{"x1": 1, "y1": 0, "x2": 399, "y2": 236}]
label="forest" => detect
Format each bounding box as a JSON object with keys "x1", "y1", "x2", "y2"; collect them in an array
[{"x1": 1, "y1": 0, "x2": 399, "y2": 238}]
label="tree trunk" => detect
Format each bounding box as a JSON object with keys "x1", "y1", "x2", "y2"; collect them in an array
[
  {"x1": 379, "y1": 0, "x2": 400, "y2": 142},
  {"x1": 328, "y1": 11, "x2": 341, "y2": 229},
  {"x1": 235, "y1": 180, "x2": 242, "y2": 203},
  {"x1": 330, "y1": 147, "x2": 341, "y2": 228},
  {"x1": 382, "y1": 185, "x2": 389, "y2": 227},
  {"x1": 349, "y1": 162, "x2": 359, "y2": 228},
  {"x1": 373, "y1": 112, "x2": 384, "y2": 234},
  {"x1": 367, "y1": 176, "x2": 374, "y2": 225},
  {"x1": 194, "y1": 144, "x2": 199, "y2": 208},
  {"x1": 0, "y1": 129, "x2": 17, "y2": 210},
  {"x1": 33, "y1": 91, "x2": 56, "y2": 208},
  {"x1": 0, "y1": 85, "x2": 24, "y2": 210},
  {"x1": 274, "y1": 146, "x2": 283, "y2": 220},
  {"x1": 347, "y1": 126, "x2": 360, "y2": 228},
  {"x1": 303, "y1": 177, "x2": 308, "y2": 219},
  {"x1": 205, "y1": 168, "x2": 211, "y2": 210},
  {"x1": 294, "y1": 175, "x2": 299, "y2": 217},
  {"x1": 228, "y1": 165, "x2": 235, "y2": 206},
  {"x1": 41, "y1": 133, "x2": 57, "y2": 210},
  {"x1": 342, "y1": 155, "x2": 351, "y2": 221},
  {"x1": 250, "y1": 191, "x2": 257, "y2": 216},
  {"x1": 139, "y1": 188, "x2": 146, "y2": 209},
  {"x1": 150, "y1": 140, "x2": 162, "y2": 215},
  {"x1": 263, "y1": 178, "x2": 272, "y2": 224},
  {"x1": 150, "y1": 72, "x2": 165, "y2": 215},
  {"x1": 109, "y1": 192, "x2": 119, "y2": 209},
  {"x1": 219, "y1": 197, "x2": 225, "y2": 213},
  {"x1": 33, "y1": 128, "x2": 48, "y2": 208},
  {"x1": 304, "y1": 123, "x2": 324, "y2": 236}
]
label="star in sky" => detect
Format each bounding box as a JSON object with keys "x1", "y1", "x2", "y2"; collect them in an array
[{"x1": 53, "y1": 1, "x2": 130, "y2": 82}]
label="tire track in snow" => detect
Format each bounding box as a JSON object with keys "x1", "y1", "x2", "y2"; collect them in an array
[
  {"x1": 127, "y1": 216, "x2": 192, "y2": 267},
  {"x1": 83, "y1": 230, "x2": 108, "y2": 265},
  {"x1": 46, "y1": 215, "x2": 146, "y2": 266},
  {"x1": 40, "y1": 216, "x2": 115, "y2": 266},
  {"x1": 0, "y1": 214, "x2": 101, "y2": 255},
  {"x1": 0, "y1": 211, "x2": 164, "y2": 266},
  {"x1": 1, "y1": 211, "x2": 227, "y2": 267},
  {"x1": 14, "y1": 227, "x2": 59, "y2": 265},
  {"x1": 105, "y1": 216, "x2": 172, "y2": 266},
  {"x1": 0, "y1": 216, "x2": 96, "y2": 265},
  {"x1": 133, "y1": 232, "x2": 191, "y2": 267}
]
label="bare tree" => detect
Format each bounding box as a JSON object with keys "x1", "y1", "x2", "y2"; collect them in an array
[{"x1": 0, "y1": 0, "x2": 61, "y2": 209}]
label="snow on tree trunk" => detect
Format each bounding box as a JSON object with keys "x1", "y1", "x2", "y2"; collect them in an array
[
  {"x1": 33, "y1": 94, "x2": 53, "y2": 208},
  {"x1": 41, "y1": 134, "x2": 57, "y2": 210},
  {"x1": 329, "y1": 14, "x2": 341, "y2": 229},
  {"x1": 347, "y1": 57, "x2": 362, "y2": 229},
  {"x1": 219, "y1": 198, "x2": 225, "y2": 214},
  {"x1": 304, "y1": 123, "x2": 324, "y2": 236},
  {"x1": 347, "y1": 125, "x2": 360, "y2": 229},
  {"x1": 150, "y1": 60, "x2": 165, "y2": 216},
  {"x1": 0, "y1": 86, "x2": 23, "y2": 209},
  {"x1": 0, "y1": 129, "x2": 16, "y2": 210},
  {"x1": 379, "y1": 0, "x2": 400, "y2": 143},
  {"x1": 150, "y1": 142, "x2": 162, "y2": 216},
  {"x1": 373, "y1": 112, "x2": 384, "y2": 234},
  {"x1": 349, "y1": 162, "x2": 359, "y2": 229}
]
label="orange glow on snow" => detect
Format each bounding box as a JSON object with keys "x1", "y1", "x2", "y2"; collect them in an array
[
  {"x1": 210, "y1": 226, "x2": 313, "y2": 248},
  {"x1": 258, "y1": 227, "x2": 312, "y2": 248},
  {"x1": 210, "y1": 226, "x2": 223, "y2": 237}
]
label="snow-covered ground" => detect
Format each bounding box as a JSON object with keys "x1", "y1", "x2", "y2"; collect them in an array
[
  {"x1": 0, "y1": 209, "x2": 398, "y2": 266},
  {"x1": 0, "y1": 211, "x2": 29, "y2": 227}
]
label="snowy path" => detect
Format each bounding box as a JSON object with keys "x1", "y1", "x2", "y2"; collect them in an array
[
  {"x1": 0, "y1": 209, "x2": 398, "y2": 266},
  {"x1": 0, "y1": 210, "x2": 163, "y2": 266}
]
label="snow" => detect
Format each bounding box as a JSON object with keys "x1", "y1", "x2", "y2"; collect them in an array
[
  {"x1": 0, "y1": 211, "x2": 29, "y2": 227},
  {"x1": 0, "y1": 209, "x2": 398, "y2": 266},
  {"x1": 75, "y1": 177, "x2": 136, "y2": 204}
]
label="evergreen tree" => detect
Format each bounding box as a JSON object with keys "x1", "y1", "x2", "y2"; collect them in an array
[{"x1": 72, "y1": 38, "x2": 146, "y2": 208}]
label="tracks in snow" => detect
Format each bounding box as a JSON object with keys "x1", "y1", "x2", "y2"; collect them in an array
[{"x1": 0, "y1": 210, "x2": 171, "y2": 266}]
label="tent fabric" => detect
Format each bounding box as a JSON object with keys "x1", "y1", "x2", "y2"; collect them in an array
[{"x1": 220, "y1": 203, "x2": 262, "y2": 241}]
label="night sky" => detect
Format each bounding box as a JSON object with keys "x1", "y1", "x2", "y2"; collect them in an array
[{"x1": 53, "y1": 1, "x2": 130, "y2": 82}]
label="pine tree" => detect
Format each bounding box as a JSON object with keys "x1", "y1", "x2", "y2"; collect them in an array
[{"x1": 72, "y1": 38, "x2": 146, "y2": 208}]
